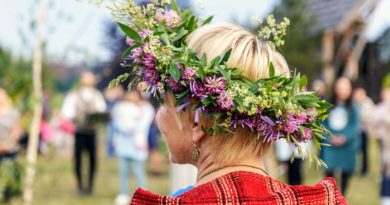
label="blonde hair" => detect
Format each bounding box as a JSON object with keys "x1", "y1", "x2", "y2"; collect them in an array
[
  {"x1": 171, "y1": 23, "x2": 290, "y2": 165},
  {"x1": 187, "y1": 23, "x2": 289, "y2": 80}
]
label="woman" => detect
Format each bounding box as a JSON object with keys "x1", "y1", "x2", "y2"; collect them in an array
[
  {"x1": 353, "y1": 86, "x2": 374, "y2": 176},
  {"x1": 372, "y1": 87, "x2": 390, "y2": 205},
  {"x1": 322, "y1": 77, "x2": 360, "y2": 195},
  {"x1": 127, "y1": 23, "x2": 347, "y2": 204},
  {"x1": 0, "y1": 88, "x2": 22, "y2": 201},
  {"x1": 0, "y1": 89, "x2": 21, "y2": 155},
  {"x1": 111, "y1": 90, "x2": 154, "y2": 205}
]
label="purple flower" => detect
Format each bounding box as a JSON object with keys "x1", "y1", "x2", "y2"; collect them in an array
[
  {"x1": 167, "y1": 76, "x2": 183, "y2": 92},
  {"x1": 204, "y1": 75, "x2": 226, "y2": 94},
  {"x1": 194, "y1": 107, "x2": 203, "y2": 123},
  {"x1": 148, "y1": 84, "x2": 158, "y2": 97},
  {"x1": 175, "y1": 63, "x2": 184, "y2": 70},
  {"x1": 283, "y1": 114, "x2": 300, "y2": 134},
  {"x1": 230, "y1": 113, "x2": 266, "y2": 131},
  {"x1": 142, "y1": 52, "x2": 157, "y2": 69},
  {"x1": 140, "y1": 29, "x2": 153, "y2": 39},
  {"x1": 230, "y1": 114, "x2": 246, "y2": 129},
  {"x1": 257, "y1": 116, "x2": 283, "y2": 143},
  {"x1": 155, "y1": 10, "x2": 182, "y2": 27},
  {"x1": 295, "y1": 127, "x2": 313, "y2": 142},
  {"x1": 298, "y1": 112, "x2": 308, "y2": 124},
  {"x1": 130, "y1": 48, "x2": 143, "y2": 63},
  {"x1": 182, "y1": 67, "x2": 197, "y2": 81},
  {"x1": 216, "y1": 91, "x2": 234, "y2": 110},
  {"x1": 143, "y1": 68, "x2": 160, "y2": 86},
  {"x1": 306, "y1": 108, "x2": 318, "y2": 122},
  {"x1": 175, "y1": 100, "x2": 191, "y2": 111},
  {"x1": 126, "y1": 37, "x2": 136, "y2": 46},
  {"x1": 189, "y1": 80, "x2": 207, "y2": 99},
  {"x1": 126, "y1": 30, "x2": 154, "y2": 46}
]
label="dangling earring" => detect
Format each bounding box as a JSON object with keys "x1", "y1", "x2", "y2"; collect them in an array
[{"x1": 192, "y1": 143, "x2": 199, "y2": 162}]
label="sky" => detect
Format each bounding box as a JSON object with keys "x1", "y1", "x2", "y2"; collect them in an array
[{"x1": 0, "y1": 0, "x2": 389, "y2": 65}]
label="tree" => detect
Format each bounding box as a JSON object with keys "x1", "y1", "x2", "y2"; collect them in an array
[
  {"x1": 23, "y1": 0, "x2": 46, "y2": 204},
  {"x1": 264, "y1": 0, "x2": 322, "y2": 81}
]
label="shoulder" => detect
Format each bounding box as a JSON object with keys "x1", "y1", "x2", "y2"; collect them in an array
[
  {"x1": 141, "y1": 103, "x2": 155, "y2": 116},
  {"x1": 130, "y1": 171, "x2": 347, "y2": 205},
  {"x1": 92, "y1": 88, "x2": 104, "y2": 97},
  {"x1": 113, "y1": 101, "x2": 138, "y2": 112},
  {"x1": 63, "y1": 91, "x2": 79, "y2": 103}
]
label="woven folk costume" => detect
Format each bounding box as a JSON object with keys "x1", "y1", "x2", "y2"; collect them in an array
[
  {"x1": 107, "y1": 0, "x2": 348, "y2": 204},
  {"x1": 131, "y1": 171, "x2": 346, "y2": 205}
]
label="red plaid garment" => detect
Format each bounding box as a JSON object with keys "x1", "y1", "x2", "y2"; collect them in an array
[{"x1": 131, "y1": 171, "x2": 347, "y2": 205}]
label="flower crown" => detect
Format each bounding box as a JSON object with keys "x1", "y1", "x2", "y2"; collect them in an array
[{"x1": 109, "y1": 0, "x2": 331, "y2": 168}]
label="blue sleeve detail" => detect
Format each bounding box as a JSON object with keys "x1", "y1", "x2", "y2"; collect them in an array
[{"x1": 170, "y1": 186, "x2": 194, "y2": 197}]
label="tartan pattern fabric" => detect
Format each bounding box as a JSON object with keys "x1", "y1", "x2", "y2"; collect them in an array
[{"x1": 130, "y1": 171, "x2": 347, "y2": 205}]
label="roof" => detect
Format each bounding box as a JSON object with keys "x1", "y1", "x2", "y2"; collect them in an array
[{"x1": 308, "y1": 0, "x2": 367, "y2": 30}]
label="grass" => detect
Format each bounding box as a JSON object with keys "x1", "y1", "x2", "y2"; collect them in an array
[{"x1": 5, "y1": 133, "x2": 381, "y2": 205}]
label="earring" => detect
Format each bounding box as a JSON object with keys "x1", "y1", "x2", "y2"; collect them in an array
[{"x1": 192, "y1": 143, "x2": 199, "y2": 162}]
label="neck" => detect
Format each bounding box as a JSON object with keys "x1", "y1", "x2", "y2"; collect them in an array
[{"x1": 195, "y1": 141, "x2": 265, "y2": 186}]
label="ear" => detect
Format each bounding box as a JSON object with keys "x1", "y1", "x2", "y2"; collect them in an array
[{"x1": 192, "y1": 124, "x2": 205, "y2": 144}]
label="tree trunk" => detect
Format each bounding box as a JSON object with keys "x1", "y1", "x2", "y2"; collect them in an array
[{"x1": 23, "y1": 0, "x2": 46, "y2": 204}]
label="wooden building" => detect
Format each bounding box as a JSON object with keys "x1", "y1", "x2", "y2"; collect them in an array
[{"x1": 308, "y1": 0, "x2": 378, "y2": 88}]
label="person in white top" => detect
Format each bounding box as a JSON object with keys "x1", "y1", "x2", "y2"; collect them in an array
[
  {"x1": 111, "y1": 90, "x2": 155, "y2": 205},
  {"x1": 60, "y1": 71, "x2": 107, "y2": 195},
  {"x1": 353, "y1": 86, "x2": 375, "y2": 176},
  {"x1": 275, "y1": 139, "x2": 310, "y2": 185},
  {"x1": 371, "y1": 88, "x2": 390, "y2": 205}
]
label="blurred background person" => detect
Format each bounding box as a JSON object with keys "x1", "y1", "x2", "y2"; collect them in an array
[
  {"x1": 353, "y1": 86, "x2": 375, "y2": 176},
  {"x1": 321, "y1": 77, "x2": 360, "y2": 195},
  {"x1": 372, "y1": 87, "x2": 390, "y2": 205},
  {"x1": 104, "y1": 85, "x2": 124, "y2": 158},
  {"x1": 0, "y1": 88, "x2": 22, "y2": 202},
  {"x1": 111, "y1": 89, "x2": 154, "y2": 205},
  {"x1": 147, "y1": 114, "x2": 163, "y2": 176},
  {"x1": 137, "y1": 82, "x2": 164, "y2": 176},
  {"x1": 49, "y1": 108, "x2": 75, "y2": 159},
  {"x1": 312, "y1": 78, "x2": 327, "y2": 100},
  {"x1": 275, "y1": 139, "x2": 309, "y2": 185},
  {"x1": 60, "y1": 71, "x2": 107, "y2": 195}
]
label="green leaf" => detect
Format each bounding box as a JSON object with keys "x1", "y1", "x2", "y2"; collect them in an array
[
  {"x1": 209, "y1": 56, "x2": 221, "y2": 69},
  {"x1": 201, "y1": 53, "x2": 207, "y2": 65},
  {"x1": 172, "y1": 28, "x2": 189, "y2": 43},
  {"x1": 175, "y1": 89, "x2": 189, "y2": 99},
  {"x1": 182, "y1": 8, "x2": 191, "y2": 17},
  {"x1": 292, "y1": 94, "x2": 320, "y2": 108},
  {"x1": 117, "y1": 22, "x2": 142, "y2": 43},
  {"x1": 160, "y1": 33, "x2": 170, "y2": 45},
  {"x1": 185, "y1": 15, "x2": 196, "y2": 31},
  {"x1": 171, "y1": 0, "x2": 180, "y2": 13},
  {"x1": 269, "y1": 62, "x2": 275, "y2": 77},
  {"x1": 220, "y1": 49, "x2": 232, "y2": 64},
  {"x1": 299, "y1": 75, "x2": 307, "y2": 89},
  {"x1": 122, "y1": 47, "x2": 133, "y2": 59},
  {"x1": 169, "y1": 63, "x2": 181, "y2": 82},
  {"x1": 202, "y1": 97, "x2": 212, "y2": 106},
  {"x1": 202, "y1": 16, "x2": 214, "y2": 25},
  {"x1": 122, "y1": 43, "x2": 141, "y2": 59}
]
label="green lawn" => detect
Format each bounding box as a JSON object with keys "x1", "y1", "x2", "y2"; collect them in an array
[{"x1": 6, "y1": 135, "x2": 381, "y2": 205}]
